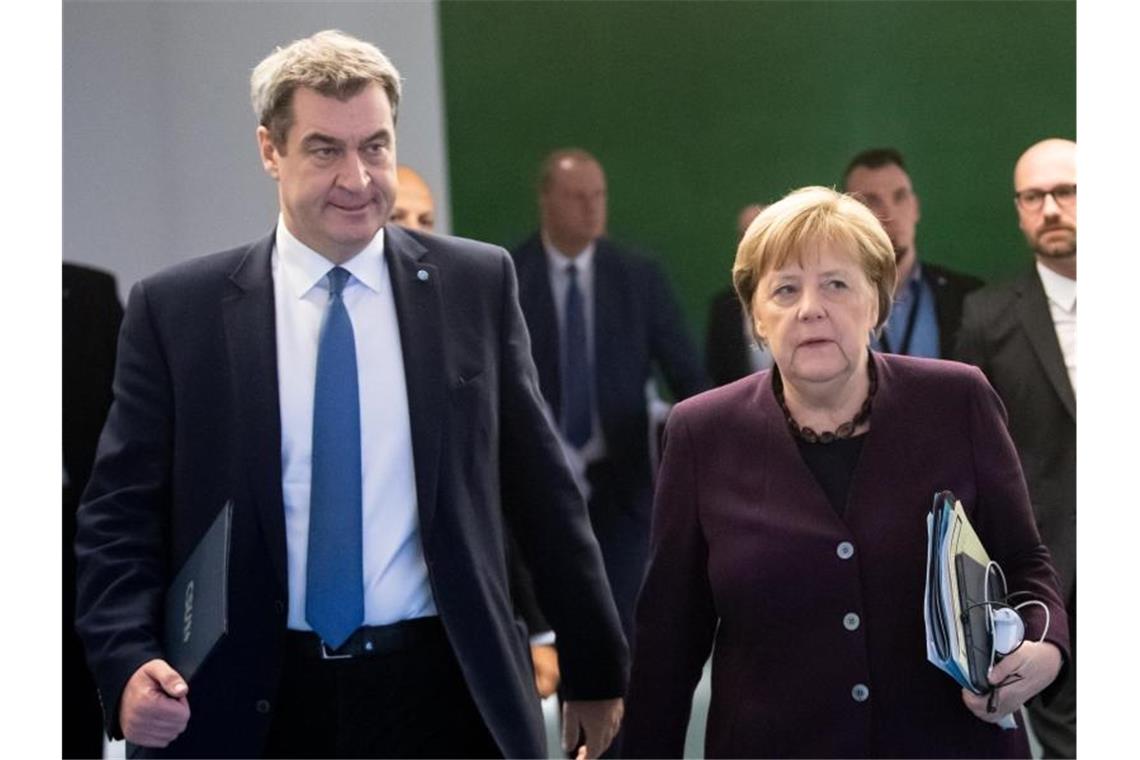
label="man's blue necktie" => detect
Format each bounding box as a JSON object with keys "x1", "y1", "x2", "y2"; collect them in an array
[
  {"x1": 562, "y1": 264, "x2": 592, "y2": 448},
  {"x1": 306, "y1": 266, "x2": 364, "y2": 649}
]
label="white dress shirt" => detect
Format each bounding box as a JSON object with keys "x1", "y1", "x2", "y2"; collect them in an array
[
  {"x1": 542, "y1": 238, "x2": 606, "y2": 496},
  {"x1": 1036, "y1": 261, "x2": 1077, "y2": 393},
  {"x1": 273, "y1": 218, "x2": 436, "y2": 631}
]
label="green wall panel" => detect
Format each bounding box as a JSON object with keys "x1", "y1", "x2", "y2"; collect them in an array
[{"x1": 440, "y1": 0, "x2": 1074, "y2": 338}]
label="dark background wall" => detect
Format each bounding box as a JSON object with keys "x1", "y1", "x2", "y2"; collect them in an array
[{"x1": 440, "y1": 0, "x2": 1075, "y2": 339}]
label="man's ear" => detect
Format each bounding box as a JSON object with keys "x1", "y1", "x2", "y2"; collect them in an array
[
  {"x1": 914, "y1": 191, "x2": 922, "y2": 224},
  {"x1": 257, "y1": 126, "x2": 280, "y2": 180}
]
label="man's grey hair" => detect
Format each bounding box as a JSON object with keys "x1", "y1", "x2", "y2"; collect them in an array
[{"x1": 250, "y1": 29, "x2": 402, "y2": 148}]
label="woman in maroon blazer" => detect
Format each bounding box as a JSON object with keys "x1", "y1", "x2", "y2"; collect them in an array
[{"x1": 623, "y1": 187, "x2": 1068, "y2": 758}]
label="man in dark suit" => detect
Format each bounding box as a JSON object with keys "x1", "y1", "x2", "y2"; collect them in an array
[
  {"x1": 510, "y1": 149, "x2": 708, "y2": 648},
  {"x1": 956, "y1": 138, "x2": 1076, "y2": 758},
  {"x1": 705, "y1": 203, "x2": 770, "y2": 386},
  {"x1": 844, "y1": 148, "x2": 982, "y2": 357},
  {"x1": 63, "y1": 262, "x2": 122, "y2": 759},
  {"x1": 74, "y1": 30, "x2": 626, "y2": 759}
]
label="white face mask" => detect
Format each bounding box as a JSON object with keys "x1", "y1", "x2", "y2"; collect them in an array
[{"x1": 991, "y1": 606, "x2": 1026, "y2": 655}]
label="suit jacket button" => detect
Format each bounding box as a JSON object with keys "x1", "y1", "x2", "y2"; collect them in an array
[
  {"x1": 851, "y1": 684, "x2": 870, "y2": 702},
  {"x1": 836, "y1": 541, "x2": 855, "y2": 560},
  {"x1": 256, "y1": 699, "x2": 271, "y2": 714},
  {"x1": 843, "y1": 612, "x2": 861, "y2": 631}
]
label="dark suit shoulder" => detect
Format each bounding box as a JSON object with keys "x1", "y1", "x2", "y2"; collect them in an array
[
  {"x1": 595, "y1": 237, "x2": 666, "y2": 275},
  {"x1": 962, "y1": 268, "x2": 1038, "y2": 316},
  {"x1": 707, "y1": 288, "x2": 745, "y2": 335},
  {"x1": 877, "y1": 352, "x2": 987, "y2": 392},
  {"x1": 670, "y1": 372, "x2": 767, "y2": 431},
  {"x1": 923, "y1": 261, "x2": 984, "y2": 292},
  {"x1": 399, "y1": 226, "x2": 510, "y2": 267},
  {"x1": 511, "y1": 233, "x2": 662, "y2": 273},
  {"x1": 508, "y1": 231, "x2": 545, "y2": 268},
  {"x1": 710, "y1": 287, "x2": 739, "y2": 310},
  {"x1": 140, "y1": 238, "x2": 265, "y2": 295},
  {"x1": 63, "y1": 262, "x2": 119, "y2": 292}
]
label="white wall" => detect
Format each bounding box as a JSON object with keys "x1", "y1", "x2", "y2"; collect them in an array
[{"x1": 64, "y1": 0, "x2": 451, "y2": 300}]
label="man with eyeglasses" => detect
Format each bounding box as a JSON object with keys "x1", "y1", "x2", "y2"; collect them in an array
[
  {"x1": 956, "y1": 138, "x2": 1077, "y2": 758},
  {"x1": 843, "y1": 148, "x2": 983, "y2": 358}
]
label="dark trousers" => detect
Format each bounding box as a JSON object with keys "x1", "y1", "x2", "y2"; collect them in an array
[
  {"x1": 263, "y1": 619, "x2": 500, "y2": 759},
  {"x1": 584, "y1": 462, "x2": 649, "y2": 760},
  {"x1": 585, "y1": 461, "x2": 650, "y2": 649}
]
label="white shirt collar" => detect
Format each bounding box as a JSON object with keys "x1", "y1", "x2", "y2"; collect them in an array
[
  {"x1": 1036, "y1": 260, "x2": 1076, "y2": 312},
  {"x1": 275, "y1": 215, "x2": 386, "y2": 298},
  {"x1": 542, "y1": 234, "x2": 596, "y2": 275}
]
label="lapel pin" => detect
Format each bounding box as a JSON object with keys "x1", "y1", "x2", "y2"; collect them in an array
[{"x1": 417, "y1": 269, "x2": 430, "y2": 282}]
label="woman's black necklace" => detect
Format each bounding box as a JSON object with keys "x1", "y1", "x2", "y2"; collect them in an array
[{"x1": 772, "y1": 354, "x2": 878, "y2": 444}]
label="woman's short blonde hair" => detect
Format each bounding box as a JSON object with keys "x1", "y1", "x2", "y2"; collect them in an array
[
  {"x1": 251, "y1": 30, "x2": 402, "y2": 149},
  {"x1": 732, "y1": 186, "x2": 897, "y2": 339}
]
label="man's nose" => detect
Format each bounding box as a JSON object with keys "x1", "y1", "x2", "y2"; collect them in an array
[
  {"x1": 338, "y1": 153, "x2": 371, "y2": 192},
  {"x1": 1041, "y1": 191, "x2": 1062, "y2": 218}
]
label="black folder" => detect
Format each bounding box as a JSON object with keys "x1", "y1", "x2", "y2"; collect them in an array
[
  {"x1": 164, "y1": 501, "x2": 232, "y2": 682},
  {"x1": 955, "y1": 552, "x2": 1001, "y2": 694}
]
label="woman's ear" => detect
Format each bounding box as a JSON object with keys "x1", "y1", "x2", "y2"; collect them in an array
[{"x1": 752, "y1": 315, "x2": 767, "y2": 344}]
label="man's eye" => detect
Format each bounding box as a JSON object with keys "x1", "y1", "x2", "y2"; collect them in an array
[
  {"x1": 1055, "y1": 185, "x2": 1076, "y2": 200},
  {"x1": 312, "y1": 147, "x2": 338, "y2": 158},
  {"x1": 1023, "y1": 191, "x2": 1044, "y2": 203},
  {"x1": 364, "y1": 142, "x2": 385, "y2": 155}
]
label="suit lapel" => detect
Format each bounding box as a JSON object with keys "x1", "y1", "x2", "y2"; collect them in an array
[
  {"x1": 385, "y1": 225, "x2": 446, "y2": 539},
  {"x1": 1017, "y1": 271, "x2": 1076, "y2": 419},
  {"x1": 222, "y1": 233, "x2": 287, "y2": 591}
]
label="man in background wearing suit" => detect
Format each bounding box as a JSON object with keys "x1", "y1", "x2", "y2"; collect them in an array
[
  {"x1": 510, "y1": 149, "x2": 708, "y2": 651},
  {"x1": 956, "y1": 138, "x2": 1076, "y2": 758},
  {"x1": 63, "y1": 262, "x2": 122, "y2": 759},
  {"x1": 844, "y1": 148, "x2": 982, "y2": 357},
  {"x1": 389, "y1": 162, "x2": 563, "y2": 702},
  {"x1": 75, "y1": 30, "x2": 626, "y2": 759},
  {"x1": 705, "y1": 203, "x2": 770, "y2": 386}
]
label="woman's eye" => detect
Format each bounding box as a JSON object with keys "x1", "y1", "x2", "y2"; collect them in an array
[{"x1": 772, "y1": 284, "x2": 797, "y2": 298}]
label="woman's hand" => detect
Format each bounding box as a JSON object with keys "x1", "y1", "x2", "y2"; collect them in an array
[{"x1": 961, "y1": 640, "x2": 1063, "y2": 723}]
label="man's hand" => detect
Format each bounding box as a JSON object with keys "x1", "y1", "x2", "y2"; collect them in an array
[
  {"x1": 119, "y1": 659, "x2": 191, "y2": 747},
  {"x1": 531, "y1": 644, "x2": 561, "y2": 699},
  {"x1": 562, "y1": 697, "x2": 623, "y2": 760},
  {"x1": 961, "y1": 640, "x2": 1063, "y2": 724}
]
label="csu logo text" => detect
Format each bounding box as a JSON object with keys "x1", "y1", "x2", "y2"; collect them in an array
[{"x1": 182, "y1": 580, "x2": 194, "y2": 643}]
